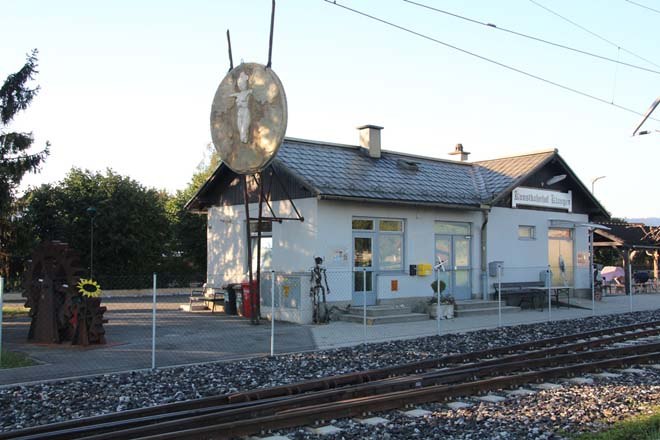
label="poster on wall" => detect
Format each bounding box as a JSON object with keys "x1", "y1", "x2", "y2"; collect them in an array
[{"x1": 577, "y1": 251, "x2": 589, "y2": 267}]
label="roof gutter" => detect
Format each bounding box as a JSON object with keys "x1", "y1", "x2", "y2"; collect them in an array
[{"x1": 318, "y1": 194, "x2": 487, "y2": 211}]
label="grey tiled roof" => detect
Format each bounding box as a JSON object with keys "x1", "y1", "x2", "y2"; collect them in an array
[
  {"x1": 474, "y1": 151, "x2": 555, "y2": 198},
  {"x1": 273, "y1": 139, "x2": 554, "y2": 207}
]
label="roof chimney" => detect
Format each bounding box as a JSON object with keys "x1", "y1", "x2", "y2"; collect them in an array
[
  {"x1": 449, "y1": 143, "x2": 471, "y2": 161},
  {"x1": 357, "y1": 125, "x2": 383, "y2": 158}
]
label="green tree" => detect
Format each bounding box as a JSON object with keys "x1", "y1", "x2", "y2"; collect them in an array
[
  {"x1": 0, "y1": 49, "x2": 49, "y2": 280},
  {"x1": 22, "y1": 168, "x2": 170, "y2": 281},
  {"x1": 164, "y1": 148, "x2": 219, "y2": 275}
]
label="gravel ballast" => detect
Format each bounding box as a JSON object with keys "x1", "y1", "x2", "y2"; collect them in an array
[{"x1": 2, "y1": 310, "x2": 660, "y2": 438}]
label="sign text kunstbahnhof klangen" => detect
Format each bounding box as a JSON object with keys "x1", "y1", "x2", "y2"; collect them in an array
[{"x1": 511, "y1": 187, "x2": 572, "y2": 212}]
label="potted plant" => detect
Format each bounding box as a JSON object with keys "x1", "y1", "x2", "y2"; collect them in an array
[{"x1": 429, "y1": 280, "x2": 455, "y2": 319}]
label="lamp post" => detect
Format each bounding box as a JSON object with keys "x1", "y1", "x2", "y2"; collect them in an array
[
  {"x1": 86, "y1": 207, "x2": 97, "y2": 278},
  {"x1": 591, "y1": 176, "x2": 606, "y2": 195}
]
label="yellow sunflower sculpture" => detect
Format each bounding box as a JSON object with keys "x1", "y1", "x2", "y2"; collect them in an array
[{"x1": 77, "y1": 278, "x2": 102, "y2": 297}]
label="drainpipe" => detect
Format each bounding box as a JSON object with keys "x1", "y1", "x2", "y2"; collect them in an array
[{"x1": 480, "y1": 205, "x2": 491, "y2": 300}]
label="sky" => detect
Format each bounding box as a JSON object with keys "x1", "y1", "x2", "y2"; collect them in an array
[{"x1": 1, "y1": 0, "x2": 659, "y2": 218}]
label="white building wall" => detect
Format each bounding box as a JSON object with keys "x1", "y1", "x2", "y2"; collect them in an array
[
  {"x1": 487, "y1": 207, "x2": 590, "y2": 291},
  {"x1": 316, "y1": 200, "x2": 484, "y2": 303},
  {"x1": 207, "y1": 198, "x2": 319, "y2": 323}
]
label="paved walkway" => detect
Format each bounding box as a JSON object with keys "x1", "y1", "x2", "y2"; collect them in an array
[
  {"x1": 309, "y1": 293, "x2": 660, "y2": 349},
  {"x1": 2, "y1": 293, "x2": 658, "y2": 386},
  {"x1": 0, "y1": 296, "x2": 314, "y2": 386}
]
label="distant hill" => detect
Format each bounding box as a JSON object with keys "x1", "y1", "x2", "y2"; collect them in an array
[{"x1": 626, "y1": 217, "x2": 660, "y2": 226}]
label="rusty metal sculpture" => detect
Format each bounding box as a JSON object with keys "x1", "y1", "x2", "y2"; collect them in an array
[{"x1": 23, "y1": 241, "x2": 106, "y2": 345}]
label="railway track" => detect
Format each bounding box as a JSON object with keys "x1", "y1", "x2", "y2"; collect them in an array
[{"x1": 3, "y1": 319, "x2": 660, "y2": 440}]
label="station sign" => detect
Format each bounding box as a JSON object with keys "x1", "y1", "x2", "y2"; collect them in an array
[{"x1": 512, "y1": 187, "x2": 572, "y2": 212}]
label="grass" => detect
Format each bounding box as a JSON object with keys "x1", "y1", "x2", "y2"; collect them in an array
[
  {"x1": 0, "y1": 350, "x2": 35, "y2": 369},
  {"x1": 573, "y1": 407, "x2": 660, "y2": 440},
  {"x1": 2, "y1": 304, "x2": 30, "y2": 318}
]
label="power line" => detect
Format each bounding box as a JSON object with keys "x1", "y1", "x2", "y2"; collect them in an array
[
  {"x1": 624, "y1": 0, "x2": 660, "y2": 15},
  {"x1": 402, "y1": 0, "x2": 660, "y2": 76},
  {"x1": 528, "y1": 0, "x2": 660, "y2": 69},
  {"x1": 323, "y1": 0, "x2": 655, "y2": 119}
]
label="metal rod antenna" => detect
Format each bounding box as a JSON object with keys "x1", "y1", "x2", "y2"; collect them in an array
[
  {"x1": 255, "y1": 174, "x2": 264, "y2": 324},
  {"x1": 267, "y1": 0, "x2": 276, "y2": 68},
  {"x1": 243, "y1": 176, "x2": 255, "y2": 324},
  {"x1": 226, "y1": 29, "x2": 234, "y2": 71}
]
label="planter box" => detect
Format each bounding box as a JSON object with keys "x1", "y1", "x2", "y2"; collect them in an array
[{"x1": 429, "y1": 304, "x2": 454, "y2": 319}]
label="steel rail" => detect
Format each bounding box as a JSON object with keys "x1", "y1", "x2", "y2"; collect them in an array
[
  {"x1": 141, "y1": 350, "x2": 660, "y2": 439},
  {"x1": 2, "y1": 319, "x2": 659, "y2": 440},
  {"x1": 12, "y1": 335, "x2": 660, "y2": 440}
]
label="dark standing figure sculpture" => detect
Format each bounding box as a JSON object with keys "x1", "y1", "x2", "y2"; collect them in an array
[{"x1": 309, "y1": 256, "x2": 331, "y2": 324}]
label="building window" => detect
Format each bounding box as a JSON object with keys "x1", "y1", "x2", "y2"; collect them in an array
[
  {"x1": 434, "y1": 222, "x2": 470, "y2": 235},
  {"x1": 548, "y1": 228, "x2": 572, "y2": 239},
  {"x1": 518, "y1": 225, "x2": 536, "y2": 240},
  {"x1": 353, "y1": 218, "x2": 404, "y2": 271},
  {"x1": 352, "y1": 219, "x2": 374, "y2": 230}
]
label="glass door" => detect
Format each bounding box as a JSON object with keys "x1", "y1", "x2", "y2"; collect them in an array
[
  {"x1": 548, "y1": 228, "x2": 574, "y2": 286},
  {"x1": 435, "y1": 230, "x2": 472, "y2": 299},
  {"x1": 453, "y1": 236, "x2": 471, "y2": 298},
  {"x1": 353, "y1": 234, "x2": 376, "y2": 306}
]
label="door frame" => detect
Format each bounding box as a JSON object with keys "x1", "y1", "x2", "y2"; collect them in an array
[
  {"x1": 548, "y1": 227, "x2": 575, "y2": 286},
  {"x1": 434, "y1": 233, "x2": 472, "y2": 300},
  {"x1": 352, "y1": 232, "x2": 377, "y2": 306}
]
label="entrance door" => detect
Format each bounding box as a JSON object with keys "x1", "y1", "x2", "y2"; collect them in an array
[
  {"x1": 434, "y1": 221, "x2": 472, "y2": 299},
  {"x1": 435, "y1": 232, "x2": 472, "y2": 300},
  {"x1": 548, "y1": 228, "x2": 574, "y2": 286},
  {"x1": 353, "y1": 234, "x2": 376, "y2": 306}
]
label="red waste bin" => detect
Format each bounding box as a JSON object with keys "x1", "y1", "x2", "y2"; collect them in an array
[{"x1": 240, "y1": 280, "x2": 258, "y2": 318}]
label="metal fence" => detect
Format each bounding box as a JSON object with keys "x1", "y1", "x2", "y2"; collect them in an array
[{"x1": 1, "y1": 263, "x2": 659, "y2": 385}]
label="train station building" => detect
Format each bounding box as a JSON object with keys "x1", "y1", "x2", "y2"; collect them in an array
[{"x1": 187, "y1": 125, "x2": 609, "y2": 323}]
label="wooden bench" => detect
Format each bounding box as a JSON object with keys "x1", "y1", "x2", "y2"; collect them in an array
[
  {"x1": 494, "y1": 281, "x2": 546, "y2": 310},
  {"x1": 188, "y1": 283, "x2": 225, "y2": 313},
  {"x1": 494, "y1": 281, "x2": 571, "y2": 310}
]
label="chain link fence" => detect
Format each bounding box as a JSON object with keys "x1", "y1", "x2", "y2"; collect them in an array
[{"x1": 1, "y1": 263, "x2": 659, "y2": 384}]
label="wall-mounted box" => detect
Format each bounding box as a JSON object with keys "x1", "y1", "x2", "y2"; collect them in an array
[
  {"x1": 417, "y1": 263, "x2": 433, "y2": 276},
  {"x1": 488, "y1": 261, "x2": 503, "y2": 277}
]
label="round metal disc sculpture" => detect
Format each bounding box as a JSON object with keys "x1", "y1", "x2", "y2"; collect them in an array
[
  {"x1": 210, "y1": 63, "x2": 288, "y2": 174},
  {"x1": 23, "y1": 241, "x2": 107, "y2": 345}
]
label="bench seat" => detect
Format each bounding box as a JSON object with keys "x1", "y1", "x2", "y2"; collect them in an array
[
  {"x1": 494, "y1": 281, "x2": 570, "y2": 310},
  {"x1": 189, "y1": 283, "x2": 225, "y2": 313}
]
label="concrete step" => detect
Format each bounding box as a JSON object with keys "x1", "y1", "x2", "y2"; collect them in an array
[
  {"x1": 455, "y1": 306, "x2": 521, "y2": 317},
  {"x1": 338, "y1": 312, "x2": 429, "y2": 325},
  {"x1": 348, "y1": 305, "x2": 411, "y2": 317},
  {"x1": 454, "y1": 301, "x2": 501, "y2": 311}
]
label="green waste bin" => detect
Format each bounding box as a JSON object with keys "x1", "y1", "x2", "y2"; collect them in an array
[{"x1": 224, "y1": 283, "x2": 239, "y2": 315}]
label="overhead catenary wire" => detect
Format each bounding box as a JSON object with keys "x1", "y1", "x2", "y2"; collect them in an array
[
  {"x1": 403, "y1": 0, "x2": 660, "y2": 76},
  {"x1": 528, "y1": 0, "x2": 660, "y2": 69},
  {"x1": 323, "y1": 0, "x2": 657, "y2": 120},
  {"x1": 624, "y1": 0, "x2": 660, "y2": 15}
]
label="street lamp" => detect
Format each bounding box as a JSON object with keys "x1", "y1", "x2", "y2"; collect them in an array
[
  {"x1": 591, "y1": 176, "x2": 606, "y2": 195},
  {"x1": 86, "y1": 207, "x2": 97, "y2": 278}
]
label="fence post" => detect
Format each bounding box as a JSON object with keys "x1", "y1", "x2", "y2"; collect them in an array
[
  {"x1": 363, "y1": 268, "x2": 367, "y2": 345},
  {"x1": 270, "y1": 270, "x2": 275, "y2": 357},
  {"x1": 0, "y1": 276, "x2": 4, "y2": 366},
  {"x1": 628, "y1": 262, "x2": 633, "y2": 313},
  {"x1": 151, "y1": 272, "x2": 157, "y2": 370},
  {"x1": 497, "y1": 264, "x2": 502, "y2": 327},
  {"x1": 547, "y1": 265, "x2": 552, "y2": 322},
  {"x1": 436, "y1": 267, "x2": 441, "y2": 336},
  {"x1": 590, "y1": 229, "x2": 595, "y2": 317}
]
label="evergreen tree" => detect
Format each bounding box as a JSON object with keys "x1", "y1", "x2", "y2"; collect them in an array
[{"x1": 0, "y1": 49, "x2": 50, "y2": 279}]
